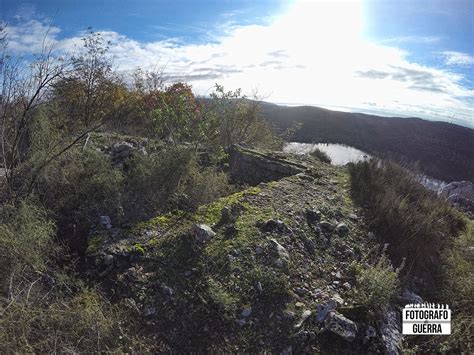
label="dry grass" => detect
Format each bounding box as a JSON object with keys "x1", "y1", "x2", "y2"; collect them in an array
[{"x1": 348, "y1": 159, "x2": 466, "y2": 285}]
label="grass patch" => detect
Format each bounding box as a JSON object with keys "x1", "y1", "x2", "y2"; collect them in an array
[
  {"x1": 348, "y1": 159, "x2": 465, "y2": 285},
  {"x1": 206, "y1": 278, "x2": 239, "y2": 316},
  {"x1": 349, "y1": 159, "x2": 473, "y2": 352},
  {"x1": 0, "y1": 287, "x2": 155, "y2": 353},
  {"x1": 437, "y1": 220, "x2": 473, "y2": 352}
]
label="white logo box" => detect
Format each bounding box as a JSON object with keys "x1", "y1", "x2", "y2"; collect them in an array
[{"x1": 402, "y1": 304, "x2": 451, "y2": 335}]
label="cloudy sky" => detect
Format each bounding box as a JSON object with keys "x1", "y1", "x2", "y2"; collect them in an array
[{"x1": 1, "y1": 0, "x2": 473, "y2": 127}]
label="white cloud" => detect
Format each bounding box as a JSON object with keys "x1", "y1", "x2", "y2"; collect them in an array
[
  {"x1": 4, "y1": 19, "x2": 60, "y2": 53},
  {"x1": 382, "y1": 35, "x2": 443, "y2": 44},
  {"x1": 442, "y1": 51, "x2": 474, "y2": 66},
  {"x1": 3, "y1": 1, "x2": 474, "y2": 127}
]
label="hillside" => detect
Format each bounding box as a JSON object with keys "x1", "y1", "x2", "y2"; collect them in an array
[
  {"x1": 259, "y1": 102, "x2": 474, "y2": 183},
  {"x1": 0, "y1": 25, "x2": 472, "y2": 353},
  {"x1": 85, "y1": 145, "x2": 397, "y2": 353},
  {"x1": 79, "y1": 144, "x2": 471, "y2": 353},
  {"x1": 1, "y1": 137, "x2": 472, "y2": 353}
]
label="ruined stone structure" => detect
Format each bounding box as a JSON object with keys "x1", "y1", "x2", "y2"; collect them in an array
[{"x1": 229, "y1": 145, "x2": 307, "y2": 185}]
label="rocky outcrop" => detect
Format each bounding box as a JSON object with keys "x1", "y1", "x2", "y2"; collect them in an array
[
  {"x1": 438, "y1": 181, "x2": 473, "y2": 205},
  {"x1": 324, "y1": 312, "x2": 358, "y2": 342},
  {"x1": 380, "y1": 306, "x2": 402, "y2": 355},
  {"x1": 229, "y1": 145, "x2": 307, "y2": 185},
  {"x1": 192, "y1": 224, "x2": 216, "y2": 243},
  {"x1": 110, "y1": 141, "x2": 147, "y2": 166}
]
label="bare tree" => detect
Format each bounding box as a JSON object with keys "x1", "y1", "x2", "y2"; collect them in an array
[
  {"x1": 0, "y1": 26, "x2": 121, "y2": 198},
  {"x1": 0, "y1": 24, "x2": 68, "y2": 192}
]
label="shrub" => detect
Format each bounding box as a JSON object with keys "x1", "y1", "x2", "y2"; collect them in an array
[
  {"x1": 34, "y1": 148, "x2": 123, "y2": 250},
  {"x1": 122, "y1": 146, "x2": 194, "y2": 221},
  {"x1": 28, "y1": 139, "x2": 234, "y2": 251},
  {"x1": 0, "y1": 200, "x2": 156, "y2": 353},
  {"x1": 348, "y1": 159, "x2": 466, "y2": 284},
  {"x1": 0, "y1": 201, "x2": 55, "y2": 293},
  {"x1": 0, "y1": 286, "x2": 156, "y2": 353},
  {"x1": 32, "y1": 143, "x2": 193, "y2": 243},
  {"x1": 353, "y1": 254, "x2": 400, "y2": 313},
  {"x1": 180, "y1": 161, "x2": 234, "y2": 210},
  {"x1": 310, "y1": 148, "x2": 331, "y2": 164}
]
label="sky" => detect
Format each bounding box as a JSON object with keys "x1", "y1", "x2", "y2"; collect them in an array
[{"x1": 1, "y1": 0, "x2": 473, "y2": 128}]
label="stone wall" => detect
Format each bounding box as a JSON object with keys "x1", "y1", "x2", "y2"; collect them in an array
[{"x1": 229, "y1": 145, "x2": 307, "y2": 185}]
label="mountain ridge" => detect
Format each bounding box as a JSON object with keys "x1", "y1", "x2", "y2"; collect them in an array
[{"x1": 257, "y1": 102, "x2": 474, "y2": 183}]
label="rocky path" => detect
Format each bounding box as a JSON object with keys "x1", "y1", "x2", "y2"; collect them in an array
[{"x1": 85, "y1": 150, "x2": 400, "y2": 353}]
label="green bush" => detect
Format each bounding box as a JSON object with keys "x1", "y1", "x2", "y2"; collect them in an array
[
  {"x1": 354, "y1": 254, "x2": 399, "y2": 313},
  {"x1": 0, "y1": 287, "x2": 156, "y2": 353},
  {"x1": 122, "y1": 146, "x2": 194, "y2": 221},
  {"x1": 348, "y1": 160, "x2": 465, "y2": 283},
  {"x1": 310, "y1": 148, "x2": 332, "y2": 164},
  {"x1": 28, "y1": 139, "x2": 234, "y2": 252},
  {"x1": 0, "y1": 201, "x2": 55, "y2": 292},
  {"x1": 180, "y1": 161, "x2": 234, "y2": 210},
  {"x1": 35, "y1": 148, "x2": 123, "y2": 249},
  {"x1": 0, "y1": 201, "x2": 155, "y2": 353}
]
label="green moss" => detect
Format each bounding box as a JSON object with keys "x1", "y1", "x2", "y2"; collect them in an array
[
  {"x1": 194, "y1": 186, "x2": 261, "y2": 225},
  {"x1": 130, "y1": 243, "x2": 145, "y2": 255},
  {"x1": 207, "y1": 278, "x2": 239, "y2": 315},
  {"x1": 86, "y1": 234, "x2": 104, "y2": 253},
  {"x1": 265, "y1": 180, "x2": 280, "y2": 188},
  {"x1": 133, "y1": 210, "x2": 188, "y2": 233}
]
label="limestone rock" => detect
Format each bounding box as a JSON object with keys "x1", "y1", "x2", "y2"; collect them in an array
[
  {"x1": 438, "y1": 181, "x2": 473, "y2": 204},
  {"x1": 335, "y1": 223, "x2": 349, "y2": 235},
  {"x1": 316, "y1": 299, "x2": 337, "y2": 322},
  {"x1": 111, "y1": 142, "x2": 134, "y2": 159},
  {"x1": 260, "y1": 219, "x2": 286, "y2": 232},
  {"x1": 235, "y1": 319, "x2": 246, "y2": 327},
  {"x1": 348, "y1": 213, "x2": 358, "y2": 221},
  {"x1": 380, "y1": 306, "x2": 402, "y2": 355},
  {"x1": 99, "y1": 215, "x2": 112, "y2": 230},
  {"x1": 143, "y1": 306, "x2": 157, "y2": 317},
  {"x1": 229, "y1": 144, "x2": 306, "y2": 185},
  {"x1": 319, "y1": 221, "x2": 334, "y2": 231},
  {"x1": 294, "y1": 310, "x2": 312, "y2": 328},
  {"x1": 269, "y1": 239, "x2": 290, "y2": 268},
  {"x1": 103, "y1": 254, "x2": 114, "y2": 266},
  {"x1": 324, "y1": 312, "x2": 357, "y2": 342},
  {"x1": 397, "y1": 289, "x2": 423, "y2": 305},
  {"x1": 192, "y1": 224, "x2": 216, "y2": 243},
  {"x1": 241, "y1": 308, "x2": 252, "y2": 318}
]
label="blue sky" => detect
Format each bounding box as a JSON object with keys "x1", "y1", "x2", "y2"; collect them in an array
[{"x1": 1, "y1": 0, "x2": 473, "y2": 127}]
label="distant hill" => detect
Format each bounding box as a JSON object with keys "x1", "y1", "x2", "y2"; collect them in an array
[{"x1": 259, "y1": 102, "x2": 474, "y2": 183}]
